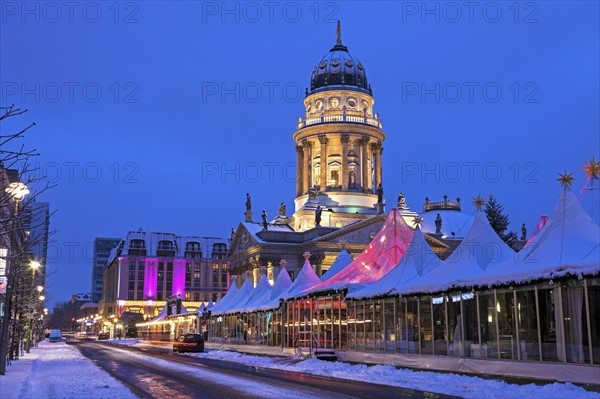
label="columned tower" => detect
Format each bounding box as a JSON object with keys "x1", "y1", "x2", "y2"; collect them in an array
[{"x1": 292, "y1": 23, "x2": 386, "y2": 231}]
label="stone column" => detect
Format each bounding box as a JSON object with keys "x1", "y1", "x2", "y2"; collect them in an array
[
  {"x1": 319, "y1": 135, "x2": 328, "y2": 189},
  {"x1": 302, "y1": 139, "x2": 311, "y2": 193},
  {"x1": 375, "y1": 142, "x2": 383, "y2": 188},
  {"x1": 360, "y1": 136, "x2": 370, "y2": 191},
  {"x1": 296, "y1": 144, "x2": 303, "y2": 196},
  {"x1": 341, "y1": 134, "x2": 349, "y2": 190}
]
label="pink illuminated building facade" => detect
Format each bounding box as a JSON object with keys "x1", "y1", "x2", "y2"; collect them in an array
[{"x1": 98, "y1": 230, "x2": 228, "y2": 320}]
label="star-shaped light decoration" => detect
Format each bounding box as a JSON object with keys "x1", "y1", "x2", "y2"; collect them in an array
[
  {"x1": 412, "y1": 216, "x2": 424, "y2": 230},
  {"x1": 303, "y1": 251, "x2": 311, "y2": 260},
  {"x1": 557, "y1": 171, "x2": 575, "y2": 189},
  {"x1": 279, "y1": 258, "x2": 288, "y2": 267},
  {"x1": 472, "y1": 195, "x2": 486, "y2": 210},
  {"x1": 582, "y1": 157, "x2": 600, "y2": 180}
]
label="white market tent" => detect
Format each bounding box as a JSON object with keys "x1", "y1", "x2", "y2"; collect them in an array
[
  {"x1": 258, "y1": 265, "x2": 293, "y2": 311},
  {"x1": 216, "y1": 276, "x2": 254, "y2": 316},
  {"x1": 281, "y1": 257, "x2": 321, "y2": 300},
  {"x1": 151, "y1": 301, "x2": 188, "y2": 321},
  {"x1": 240, "y1": 272, "x2": 273, "y2": 313},
  {"x1": 320, "y1": 249, "x2": 353, "y2": 281},
  {"x1": 468, "y1": 188, "x2": 600, "y2": 287},
  {"x1": 210, "y1": 278, "x2": 240, "y2": 315},
  {"x1": 398, "y1": 208, "x2": 515, "y2": 295}
]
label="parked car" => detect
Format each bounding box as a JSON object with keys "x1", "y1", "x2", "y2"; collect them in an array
[
  {"x1": 173, "y1": 333, "x2": 204, "y2": 353},
  {"x1": 48, "y1": 329, "x2": 62, "y2": 342},
  {"x1": 97, "y1": 332, "x2": 109, "y2": 340}
]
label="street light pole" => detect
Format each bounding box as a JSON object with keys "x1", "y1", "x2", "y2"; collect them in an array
[
  {"x1": 25, "y1": 262, "x2": 40, "y2": 353},
  {"x1": 0, "y1": 182, "x2": 29, "y2": 375}
]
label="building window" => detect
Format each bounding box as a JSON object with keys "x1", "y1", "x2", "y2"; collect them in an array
[{"x1": 184, "y1": 292, "x2": 191, "y2": 301}]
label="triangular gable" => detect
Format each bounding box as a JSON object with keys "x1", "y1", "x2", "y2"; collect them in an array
[{"x1": 228, "y1": 222, "x2": 261, "y2": 257}]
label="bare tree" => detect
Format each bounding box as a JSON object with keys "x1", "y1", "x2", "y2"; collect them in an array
[{"x1": 0, "y1": 105, "x2": 54, "y2": 374}]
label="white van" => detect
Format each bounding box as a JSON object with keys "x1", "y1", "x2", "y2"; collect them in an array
[{"x1": 49, "y1": 329, "x2": 62, "y2": 342}]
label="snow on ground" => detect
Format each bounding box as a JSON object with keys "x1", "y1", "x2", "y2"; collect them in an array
[
  {"x1": 0, "y1": 341, "x2": 136, "y2": 399},
  {"x1": 184, "y1": 350, "x2": 597, "y2": 399},
  {"x1": 111, "y1": 339, "x2": 600, "y2": 398}
]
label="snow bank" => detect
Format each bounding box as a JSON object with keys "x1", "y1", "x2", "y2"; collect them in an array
[
  {"x1": 0, "y1": 341, "x2": 136, "y2": 399},
  {"x1": 185, "y1": 350, "x2": 597, "y2": 399}
]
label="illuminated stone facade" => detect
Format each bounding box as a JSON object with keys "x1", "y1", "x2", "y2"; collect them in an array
[{"x1": 291, "y1": 33, "x2": 386, "y2": 231}]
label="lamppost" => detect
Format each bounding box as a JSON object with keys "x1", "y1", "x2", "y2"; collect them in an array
[
  {"x1": 24, "y1": 262, "x2": 40, "y2": 353},
  {"x1": 0, "y1": 182, "x2": 29, "y2": 375}
]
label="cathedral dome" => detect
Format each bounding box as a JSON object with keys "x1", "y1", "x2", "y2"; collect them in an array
[{"x1": 309, "y1": 23, "x2": 370, "y2": 96}]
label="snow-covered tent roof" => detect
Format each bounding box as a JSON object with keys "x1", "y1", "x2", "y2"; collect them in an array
[
  {"x1": 216, "y1": 276, "x2": 254, "y2": 315},
  {"x1": 281, "y1": 257, "x2": 321, "y2": 300},
  {"x1": 151, "y1": 301, "x2": 188, "y2": 322},
  {"x1": 320, "y1": 249, "x2": 353, "y2": 281},
  {"x1": 196, "y1": 299, "x2": 215, "y2": 316},
  {"x1": 259, "y1": 265, "x2": 293, "y2": 311},
  {"x1": 240, "y1": 272, "x2": 273, "y2": 313},
  {"x1": 396, "y1": 209, "x2": 514, "y2": 295},
  {"x1": 210, "y1": 278, "x2": 239, "y2": 315},
  {"x1": 579, "y1": 173, "x2": 600, "y2": 226},
  {"x1": 419, "y1": 209, "x2": 474, "y2": 239},
  {"x1": 307, "y1": 209, "x2": 414, "y2": 295},
  {"x1": 347, "y1": 228, "x2": 442, "y2": 300},
  {"x1": 470, "y1": 189, "x2": 600, "y2": 287}
]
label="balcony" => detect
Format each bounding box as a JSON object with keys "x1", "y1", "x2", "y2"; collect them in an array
[
  {"x1": 423, "y1": 201, "x2": 461, "y2": 212},
  {"x1": 297, "y1": 111, "x2": 382, "y2": 130}
]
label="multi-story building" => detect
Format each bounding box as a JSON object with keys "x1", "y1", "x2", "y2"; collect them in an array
[
  {"x1": 91, "y1": 238, "x2": 120, "y2": 303},
  {"x1": 99, "y1": 230, "x2": 228, "y2": 320},
  {"x1": 22, "y1": 200, "x2": 50, "y2": 290}
]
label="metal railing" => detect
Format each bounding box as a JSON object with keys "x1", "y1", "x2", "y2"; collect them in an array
[{"x1": 297, "y1": 112, "x2": 382, "y2": 129}]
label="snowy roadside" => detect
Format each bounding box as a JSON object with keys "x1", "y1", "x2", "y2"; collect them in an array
[
  {"x1": 0, "y1": 341, "x2": 137, "y2": 399},
  {"x1": 113, "y1": 339, "x2": 598, "y2": 399}
]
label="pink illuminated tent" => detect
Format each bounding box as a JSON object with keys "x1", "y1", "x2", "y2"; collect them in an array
[
  {"x1": 347, "y1": 228, "x2": 441, "y2": 300},
  {"x1": 523, "y1": 215, "x2": 548, "y2": 249},
  {"x1": 307, "y1": 208, "x2": 414, "y2": 295}
]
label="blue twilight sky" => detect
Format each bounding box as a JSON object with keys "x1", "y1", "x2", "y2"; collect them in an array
[{"x1": 1, "y1": 1, "x2": 598, "y2": 307}]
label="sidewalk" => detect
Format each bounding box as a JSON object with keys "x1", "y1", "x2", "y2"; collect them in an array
[{"x1": 0, "y1": 341, "x2": 136, "y2": 399}]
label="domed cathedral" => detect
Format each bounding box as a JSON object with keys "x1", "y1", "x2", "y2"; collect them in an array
[
  {"x1": 225, "y1": 24, "x2": 447, "y2": 287},
  {"x1": 292, "y1": 22, "x2": 385, "y2": 231}
]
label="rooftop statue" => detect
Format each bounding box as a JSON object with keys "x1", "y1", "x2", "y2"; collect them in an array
[
  {"x1": 246, "y1": 193, "x2": 252, "y2": 211},
  {"x1": 397, "y1": 192, "x2": 407, "y2": 209},
  {"x1": 261, "y1": 210, "x2": 268, "y2": 230},
  {"x1": 435, "y1": 213, "x2": 443, "y2": 235}
]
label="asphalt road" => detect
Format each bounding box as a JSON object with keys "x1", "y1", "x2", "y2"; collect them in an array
[{"x1": 72, "y1": 341, "x2": 459, "y2": 399}]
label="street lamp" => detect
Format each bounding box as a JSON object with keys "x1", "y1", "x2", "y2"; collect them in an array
[
  {"x1": 38, "y1": 295, "x2": 45, "y2": 301},
  {"x1": 36, "y1": 286, "x2": 43, "y2": 293},
  {"x1": 0, "y1": 182, "x2": 29, "y2": 374}
]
